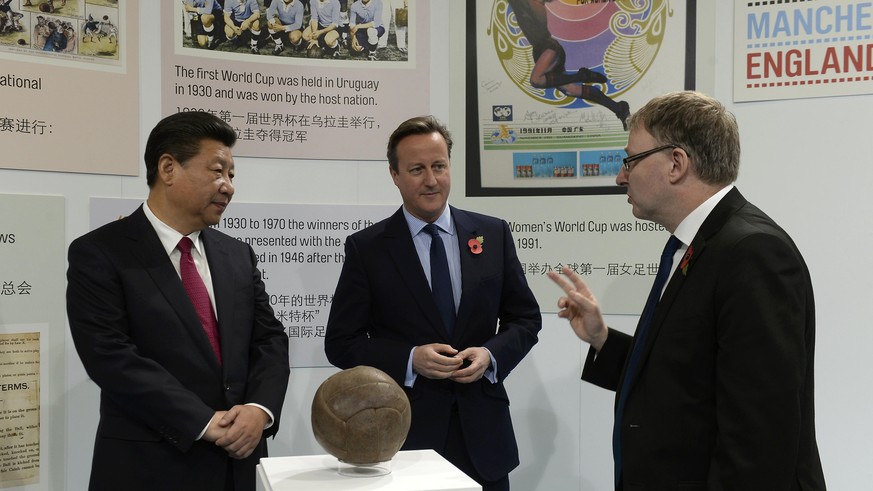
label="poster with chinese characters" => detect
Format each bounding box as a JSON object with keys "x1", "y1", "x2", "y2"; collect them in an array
[
  {"x1": 734, "y1": 0, "x2": 873, "y2": 102},
  {"x1": 466, "y1": 0, "x2": 695, "y2": 196},
  {"x1": 90, "y1": 198, "x2": 395, "y2": 368},
  {"x1": 0, "y1": 193, "x2": 65, "y2": 489},
  {"x1": 0, "y1": 0, "x2": 139, "y2": 175},
  {"x1": 161, "y1": 0, "x2": 430, "y2": 160}
]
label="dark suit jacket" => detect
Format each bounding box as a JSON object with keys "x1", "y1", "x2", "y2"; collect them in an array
[
  {"x1": 583, "y1": 188, "x2": 826, "y2": 490},
  {"x1": 324, "y1": 206, "x2": 541, "y2": 481},
  {"x1": 67, "y1": 206, "x2": 290, "y2": 491}
]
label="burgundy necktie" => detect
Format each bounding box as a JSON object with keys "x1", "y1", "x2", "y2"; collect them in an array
[{"x1": 177, "y1": 237, "x2": 222, "y2": 364}]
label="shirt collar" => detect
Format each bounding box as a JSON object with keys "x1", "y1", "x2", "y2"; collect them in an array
[
  {"x1": 402, "y1": 205, "x2": 455, "y2": 237},
  {"x1": 673, "y1": 184, "x2": 734, "y2": 246},
  {"x1": 143, "y1": 201, "x2": 204, "y2": 256}
]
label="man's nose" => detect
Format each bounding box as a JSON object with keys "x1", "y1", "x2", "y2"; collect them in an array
[
  {"x1": 221, "y1": 178, "x2": 235, "y2": 196},
  {"x1": 615, "y1": 166, "x2": 628, "y2": 186}
]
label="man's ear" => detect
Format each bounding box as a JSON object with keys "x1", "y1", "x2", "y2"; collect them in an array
[
  {"x1": 668, "y1": 147, "x2": 691, "y2": 184},
  {"x1": 157, "y1": 154, "x2": 177, "y2": 185}
]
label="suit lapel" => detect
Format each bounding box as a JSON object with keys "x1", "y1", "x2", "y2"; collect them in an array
[
  {"x1": 631, "y1": 188, "x2": 748, "y2": 376},
  {"x1": 452, "y1": 207, "x2": 484, "y2": 341},
  {"x1": 124, "y1": 207, "x2": 222, "y2": 370},
  {"x1": 383, "y1": 209, "x2": 449, "y2": 339},
  {"x1": 202, "y1": 228, "x2": 234, "y2": 366}
]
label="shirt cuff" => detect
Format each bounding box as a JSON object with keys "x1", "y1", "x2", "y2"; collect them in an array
[
  {"x1": 404, "y1": 346, "x2": 418, "y2": 387},
  {"x1": 195, "y1": 404, "x2": 275, "y2": 441},
  {"x1": 247, "y1": 403, "x2": 275, "y2": 429},
  {"x1": 197, "y1": 414, "x2": 215, "y2": 441},
  {"x1": 483, "y1": 347, "x2": 497, "y2": 384}
]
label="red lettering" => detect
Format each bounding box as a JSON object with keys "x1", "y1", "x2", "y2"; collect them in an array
[
  {"x1": 786, "y1": 49, "x2": 803, "y2": 77},
  {"x1": 868, "y1": 44, "x2": 873, "y2": 71},
  {"x1": 764, "y1": 51, "x2": 783, "y2": 77},
  {"x1": 747, "y1": 52, "x2": 762, "y2": 79},
  {"x1": 844, "y1": 45, "x2": 860, "y2": 72},
  {"x1": 822, "y1": 47, "x2": 841, "y2": 73},
  {"x1": 804, "y1": 48, "x2": 819, "y2": 75}
]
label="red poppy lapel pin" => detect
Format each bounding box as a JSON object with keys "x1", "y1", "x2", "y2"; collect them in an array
[
  {"x1": 680, "y1": 245, "x2": 694, "y2": 276},
  {"x1": 468, "y1": 236, "x2": 484, "y2": 255}
]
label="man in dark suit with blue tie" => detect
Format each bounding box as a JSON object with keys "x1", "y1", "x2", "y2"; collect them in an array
[
  {"x1": 67, "y1": 111, "x2": 290, "y2": 491},
  {"x1": 549, "y1": 91, "x2": 826, "y2": 490},
  {"x1": 325, "y1": 115, "x2": 541, "y2": 490}
]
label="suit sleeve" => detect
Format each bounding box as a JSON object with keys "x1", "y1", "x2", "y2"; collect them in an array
[
  {"x1": 707, "y1": 232, "x2": 813, "y2": 488},
  {"x1": 324, "y1": 235, "x2": 415, "y2": 384},
  {"x1": 239, "y1": 244, "x2": 290, "y2": 437},
  {"x1": 580, "y1": 328, "x2": 632, "y2": 392},
  {"x1": 66, "y1": 236, "x2": 215, "y2": 451},
  {"x1": 481, "y1": 220, "x2": 542, "y2": 382}
]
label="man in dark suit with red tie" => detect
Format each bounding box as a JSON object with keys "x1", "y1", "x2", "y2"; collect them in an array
[
  {"x1": 325, "y1": 115, "x2": 541, "y2": 490},
  {"x1": 549, "y1": 91, "x2": 826, "y2": 490},
  {"x1": 67, "y1": 111, "x2": 290, "y2": 491}
]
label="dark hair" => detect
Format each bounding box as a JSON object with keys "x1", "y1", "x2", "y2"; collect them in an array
[
  {"x1": 627, "y1": 91, "x2": 740, "y2": 185},
  {"x1": 144, "y1": 112, "x2": 236, "y2": 187},
  {"x1": 386, "y1": 115, "x2": 453, "y2": 172}
]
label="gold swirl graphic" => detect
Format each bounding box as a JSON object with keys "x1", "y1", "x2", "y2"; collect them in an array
[{"x1": 606, "y1": 0, "x2": 672, "y2": 92}]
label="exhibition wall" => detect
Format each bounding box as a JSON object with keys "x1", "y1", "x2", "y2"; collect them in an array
[{"x1": 0, "y1": 1, "x2": 870, "y2": 490}]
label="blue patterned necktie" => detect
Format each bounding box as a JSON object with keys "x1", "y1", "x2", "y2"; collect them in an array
[
  {"x1": 613, "y1": 235, "x2": 682, "y2": 486},
  {"x1": 424, "y1": 223, "x2": 455, "y2": 336}
]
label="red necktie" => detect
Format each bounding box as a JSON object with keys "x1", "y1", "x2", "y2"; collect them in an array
[{"x1": 177, "y1": 237, "x2": 222, "y2": 364}]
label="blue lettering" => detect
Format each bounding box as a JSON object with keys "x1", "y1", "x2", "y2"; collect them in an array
[
  {"x1": 834, "y1": 5, "x2": 853, "y2": 33},
  {"x1": 748, "y1": 3, "x2": 873, "y2": 40},
  {"x1": 795, "y1": 8, "x2": 812, "y2": 36},
  {"x1": 747, "y1": 11, "x2": 770, "y2": 39},
  {"x1": 857, "y1": 2, "x2": 872, "y2": 31},
  {"x1": 817, "y1": 7, "x2": 833, "y2": 35},
  {"x1": 773, "y1": 11, "x2": 791, "y2": 37}
]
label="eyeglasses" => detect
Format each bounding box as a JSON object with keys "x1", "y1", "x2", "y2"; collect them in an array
[{"x1": 622, "y1": 144, "x2": 683, "y2": 172}]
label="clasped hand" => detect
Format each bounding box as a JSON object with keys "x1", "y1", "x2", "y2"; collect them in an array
[
  {"x1": 203, "y1": 405, "x2": 269, "y2": 460},
  {"x1": 412, "y1": 343, "x2": 490, "y2": 383}
]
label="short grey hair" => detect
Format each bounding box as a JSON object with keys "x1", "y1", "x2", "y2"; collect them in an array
[{"x1": 628, "y1": 91, "x2": 740, "y2": 185}]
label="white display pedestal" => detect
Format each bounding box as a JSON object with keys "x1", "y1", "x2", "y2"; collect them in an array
[{"x1": 257, "y1": 449, "x2": 481, "y2": 490}]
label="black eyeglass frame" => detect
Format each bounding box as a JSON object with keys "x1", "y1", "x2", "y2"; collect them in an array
[{"x1": 622, "y1": 144, "x2": 684, "y2": 172}]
